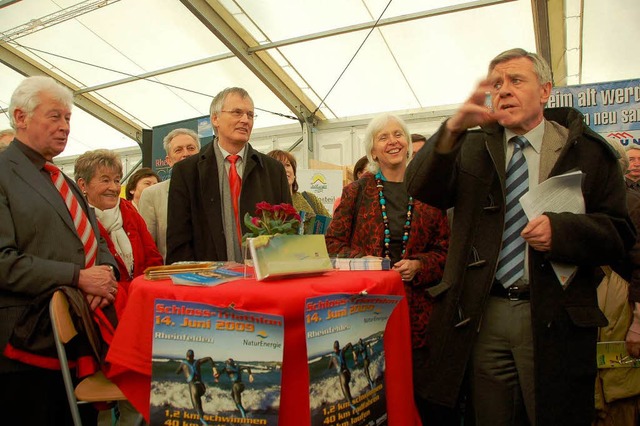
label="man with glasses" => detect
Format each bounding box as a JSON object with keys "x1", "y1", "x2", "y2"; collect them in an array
[{"x1": 167, "y1": 87, "x2": 291, "y2": 263}]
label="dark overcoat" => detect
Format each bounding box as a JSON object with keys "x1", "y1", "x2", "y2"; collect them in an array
[
  {"x1": 166, "y1": 140, "x2": 291, "y2": 263},
  {"x1": 405, "y1": 107, "x2": 635, "y2": 425}
]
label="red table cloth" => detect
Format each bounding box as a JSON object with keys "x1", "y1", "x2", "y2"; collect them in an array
[{"x1": 105, "y1": 270, "x2": 420, "y2": 425}]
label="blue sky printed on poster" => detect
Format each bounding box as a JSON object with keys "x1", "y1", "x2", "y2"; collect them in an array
[
  {"x1": 305, "y1": 293, "x2": 402, "y2": 426},
  {"x1": 150, "y1": 299, "x2": 284, "y2": 426}
]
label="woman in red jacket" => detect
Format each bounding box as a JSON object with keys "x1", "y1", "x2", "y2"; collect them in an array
[
  {"x1": 325, "y1": 113, "x2": 450, "y2": 424},
  {"x1": 75, "y1": 149, "x2": 163, "y2": 316}
]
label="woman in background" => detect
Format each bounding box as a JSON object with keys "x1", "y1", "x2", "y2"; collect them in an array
[
  {"x1": 325, "y1": 113, "x2": 449, "y2": 424},
  {"x1": 125, "y1": 166, "x2": 160, "y2": 210},
  {"x1": 353, "y1": 155, "x2": 369, "y2": 180},
  {"x1": 267, "y1": 149, "x2": 330, "y2": 233},
  {"x1": 75, "y1": 149, "x2": 163, "y2": 315}
]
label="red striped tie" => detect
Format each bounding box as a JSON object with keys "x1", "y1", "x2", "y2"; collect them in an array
[
  {"x1": 44, "y1": 162, "x2": 98, "y2": 267},
  {"x1": 227, "y1": 155, "x2": 242, "y2": 244}
]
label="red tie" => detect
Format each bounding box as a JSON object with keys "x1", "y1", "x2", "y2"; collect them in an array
[
  {"x1": 44, "y1": 162, "x2": 98, "y2": 267},
  {"x1": 227, "y1": 155, "x2": 243, "y2": 244}
]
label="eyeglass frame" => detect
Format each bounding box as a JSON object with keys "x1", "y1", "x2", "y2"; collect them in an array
[{"x1": 220, "y1": 109, "x2": 257, "y2": 120}]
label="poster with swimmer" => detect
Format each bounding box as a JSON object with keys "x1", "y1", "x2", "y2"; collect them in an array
[
  {"x1": 305, "y1": 293, "x2": 402, "y2": 426},
  {"x1": 150, "y1": 299, "x2": 284, "y2": 426}
]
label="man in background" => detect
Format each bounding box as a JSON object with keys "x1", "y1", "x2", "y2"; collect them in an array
[
  {"x1": 0, "y1": 128, "x2": 15, "y2": 152},
  {"x1": 167, "y1": 87, "x2": 291, "y2": 263},
  {"x1": 406, "y1": 48, "x2": 634, "y2": 425},
  {"x1": 139, "y1": 128, "x2": 200, "y2": 261},
  {"x1": 410, "y1": 133, "x2": 428, "y2": 157},
  {"x1": 0, "y1": 76, "x2": 118, "y2": 424},
  {"x1": 625, "y1": 146, "x2": 640, "y2": 193}
]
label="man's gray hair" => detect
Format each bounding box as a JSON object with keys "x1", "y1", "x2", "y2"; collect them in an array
[
  {"x1": 488, "y1": 48, "x2": 552, "y2": 85},
  {"x1": 363, "y1": 113, "x2": 412, "y2": 175},
  {"x1": 162, "y1": 128, "x2": 201, "y2": 154},
  {"x1": 9, "y1": 76, "x2": 73, "y2": 129},
  {"x1": 209, "y1": 87, "x2": 253, "y2": 117}
]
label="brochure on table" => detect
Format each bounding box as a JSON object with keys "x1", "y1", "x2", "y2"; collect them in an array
[
  {"x1": 305, "y1": 293, "x2": 403, "y2": 426},
  {"x1": 150, "y1": 299, "x2": 284, "y2": 425}
]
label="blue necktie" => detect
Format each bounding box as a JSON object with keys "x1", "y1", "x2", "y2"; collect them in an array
[{"x1": 495, "y1": 136, "x2": 529, "y2": 288}]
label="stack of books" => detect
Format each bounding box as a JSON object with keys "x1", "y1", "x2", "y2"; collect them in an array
[
  {"x1": 144, "y1": 261, "x2": 245, "y2": 284},
  {"x1": 330, "y1": 257, "x2": 391, "y2": 271}
]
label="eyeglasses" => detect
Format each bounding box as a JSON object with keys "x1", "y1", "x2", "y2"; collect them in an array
[{"x1": 220, "y1": 109, "x2": 257, "y2": 120}]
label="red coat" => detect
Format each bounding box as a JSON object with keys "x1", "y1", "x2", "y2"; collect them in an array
[
  {"x1": 97, "y1": 198, "x2": 163, "y2": 315},
  {"x1": 326, "y1": 173, "x2": 450, "y2": 348}
]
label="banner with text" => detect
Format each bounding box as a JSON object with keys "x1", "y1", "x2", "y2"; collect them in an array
[
  {"x1": 305, "y1": 293, "x2": 402, "y2": 426},
  {"x1": 150, "y1": 299, "x2": 283, "y2": 426},
  {"x1": 549, "y1": 78, "x2": 640, "y2": 147}
]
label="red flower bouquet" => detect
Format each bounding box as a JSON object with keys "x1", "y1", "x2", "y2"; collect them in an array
[{"x1": 243, "y1": 202, "x2": 301, "y2": 241}]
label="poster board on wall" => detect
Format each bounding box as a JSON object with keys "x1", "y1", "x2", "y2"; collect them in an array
[{"x1": 296, "y1": 169, "x2": 344, "y2": 214}]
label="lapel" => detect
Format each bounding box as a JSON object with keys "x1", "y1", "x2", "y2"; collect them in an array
[
  {"x1": 483, "y1": 125, "x2": 507, "y2": 193},
  {"x1": 539, "y1": 120, "x2": 568, "y2": 182},
  {"x1": 7, "y1": 146, "x2": 78, "y2": 235},
  {"x1": 243, "y1": 144, "x2": 259, "y2": 180},
  {"x1": 197, "y1": 142, "x2": 227, "y2": 256}
]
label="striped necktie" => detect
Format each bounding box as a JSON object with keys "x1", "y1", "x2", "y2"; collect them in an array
[
  {"x1": 227, "y1": 155, "x2": 243, "y2": 244},
  {"x1": 44, "y1": 162, "x2": 98, "y2": 267},
  {"x1": 495, "y1": 136, "x2": 529, "y2": 288}
]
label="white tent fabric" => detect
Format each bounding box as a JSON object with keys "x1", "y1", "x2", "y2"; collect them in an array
[{"x1": 0, "y1": 0, "x2": 639, "y2": 159}]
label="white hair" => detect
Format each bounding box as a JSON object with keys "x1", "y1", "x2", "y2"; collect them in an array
[
  {"x1": 363, "y1": 113, "x2": 412, "y2": 175},
  {"x1": 9, "y1": 76, "x2": 73, "y2": 129},
  {"x1": 162, "y1": 128, "x2": 201, "y2": 154}
]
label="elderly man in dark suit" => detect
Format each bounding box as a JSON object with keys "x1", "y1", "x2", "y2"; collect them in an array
[
  {"x1": 406, "y1": 48, "x2": 635, "y2": 425},
  {"x1": 167, "y1": 87, "x2": 291, "y2": 263},
  {"x1": 0, "y1": 76, "x2": 119, "y2": 424}
]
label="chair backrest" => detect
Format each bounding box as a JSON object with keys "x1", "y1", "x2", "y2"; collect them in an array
[
  {"x1": 50, "y1": 289, "x2": 85, "y2": 426},
  {"x1": 50, "y1": 290, "x2": 135, "y2": 426},
  {"x1": 50, "y1": 290, "x2": 79, "y2": 344}
]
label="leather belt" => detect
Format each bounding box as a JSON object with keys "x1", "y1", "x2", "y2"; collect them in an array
[{"x1": 490, "y1": 279, "x2": 530, "y2": 301}]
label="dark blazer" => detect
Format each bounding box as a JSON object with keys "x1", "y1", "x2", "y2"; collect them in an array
[
  {"x1": 0, "y1": 142, "x2": 117, "y2": 373},
  {"x1": 166, "y1": 140, "x2": 292, "y2": 263},
  {"x1": 326, "y1": 173, "x2": 450, "y2": 349},
  {"x1": 405, "y1": 107, "x2": 635, "y2": 425}
]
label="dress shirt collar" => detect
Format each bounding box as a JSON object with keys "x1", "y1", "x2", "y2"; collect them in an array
[
  {"x1": 505, "y1": 119, "x2": 545, "y2": 154},
  {"x1": 217, "y1": 141, "x2": 247, "y2": 162}
]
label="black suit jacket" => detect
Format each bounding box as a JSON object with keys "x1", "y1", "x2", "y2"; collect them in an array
[
  {"x1": 166, "y1": 140, "x2": 292, "y2": 263},
  {"x1": 0, "y1": 142, "x2": 117, "y2": 373}
]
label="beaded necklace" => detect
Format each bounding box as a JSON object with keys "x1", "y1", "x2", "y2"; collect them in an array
[{"x1": 375, "y1": 171, "x2": 414, "y2": 260}]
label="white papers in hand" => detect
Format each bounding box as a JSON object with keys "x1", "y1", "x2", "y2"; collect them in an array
[{"x1": 519, "y1": 170, "x2": 585, "y2": 288}]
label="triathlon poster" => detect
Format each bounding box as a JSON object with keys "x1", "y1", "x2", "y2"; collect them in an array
[
  {"x1": 305, "y1": 293, "x2": 402, "y2": 426},
  {"x1": 150, "y1": 299, "x2": 284, "y2": 426}
]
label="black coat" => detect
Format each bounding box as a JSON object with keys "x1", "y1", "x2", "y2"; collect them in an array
[
  {"x1": 405, "y1": 108, "x2": 635, "y2": 425},
  {"x1": 166, "y1": 140, "x2": 292, "y2": 263}
]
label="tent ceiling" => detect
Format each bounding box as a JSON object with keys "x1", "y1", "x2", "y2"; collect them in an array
[{"x1": 1, "y1": 0, "x2": 639, "y2": 159}]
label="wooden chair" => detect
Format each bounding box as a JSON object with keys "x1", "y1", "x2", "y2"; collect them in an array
[{"x1": 49, "y1": 290, "x2": 128, "y2": 426}]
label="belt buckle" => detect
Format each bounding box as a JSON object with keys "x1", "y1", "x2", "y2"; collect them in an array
[{"x1": 507, "y1": 286, "x2": 520, "y2": 301}]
